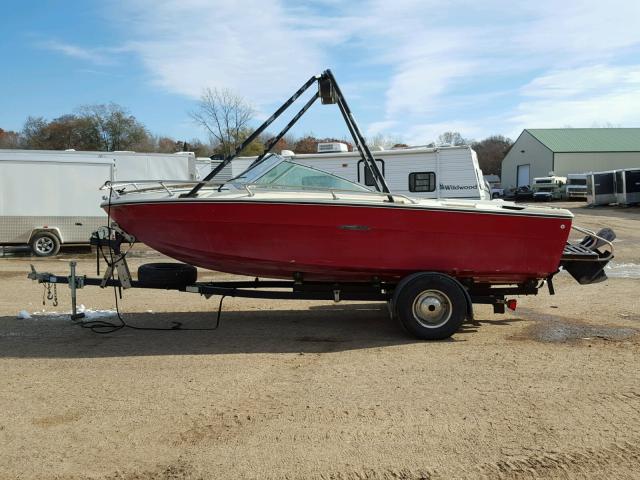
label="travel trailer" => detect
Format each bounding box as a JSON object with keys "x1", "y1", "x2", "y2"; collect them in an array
[
  {"x1": 290, "y1": 145, "x2": 490, "y2": 200},
  {"x1": 222, "y1": 145, "x2": 490, "y2": 200}
]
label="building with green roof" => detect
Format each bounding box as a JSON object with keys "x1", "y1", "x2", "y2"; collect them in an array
[{"x1": 501, "y1": 128, "x2": 640, "y2": 189}]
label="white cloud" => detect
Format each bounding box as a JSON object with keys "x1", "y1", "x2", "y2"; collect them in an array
[
  {"x1": 385, "y1": 59, "x2": 474, "y2": 117},
  {"x1": 38, "y1": 40, "x2": 114, "y2": 65},
  {"x1": 402, "y1": 121, "x2": 487, "y2": 146},
  {"x1": 509, "y1": 64, "x2": 640, "y2": 129},
  {"x1": 512, "y1": 1, "x2": 640, "y2": 59},
  {"x1": 366, "y1": 120, "x2": 397, "y2": 136},
  {"x1": 39, "y1": 0, "x2": 640, "y2": 140},
  {"x1": 520, "y1": 65, "x2": 623, "y2": 99},
  {"x1": 114, "y1": 0, "x2": 344, "y2": 105},
  {"x1": 356, "y1": 0, "x2": 640, "y2": 139}
]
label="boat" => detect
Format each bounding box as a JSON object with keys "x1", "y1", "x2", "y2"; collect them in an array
[
  {"x1": 105, "y1": 153, "x2": 577, "y2": 284},
  {"x1": 103, "y1": 69, "x2": 611, "y2": 286}
]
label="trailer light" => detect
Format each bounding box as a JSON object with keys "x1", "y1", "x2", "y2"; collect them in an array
[{"x1": 506, "y1": 299, "x2": 517, "y2": 311}]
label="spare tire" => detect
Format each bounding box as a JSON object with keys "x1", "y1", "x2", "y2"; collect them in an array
[{"x1": 137, "y1": 263, "x2": 197, "y2": 289}]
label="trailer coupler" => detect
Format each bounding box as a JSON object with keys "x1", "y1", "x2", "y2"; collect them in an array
[{"x1": 29, "y1": 262, "x2": 86, "y2": 320}]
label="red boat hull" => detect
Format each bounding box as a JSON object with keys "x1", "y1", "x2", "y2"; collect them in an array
[{"x1": 108, "y1": 201, "x2": 571, "y2": 283}]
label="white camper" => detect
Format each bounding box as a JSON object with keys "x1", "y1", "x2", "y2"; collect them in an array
[
  {"x1": 230, "y1": 145, "x2": 489, "y2": 200},
  {"x1": 290, "y1": 145, "x2": 489, "y2": 199},
  {"x1": 565, "y1": 173, "x2": 588, "y2": 199},
  {"x1": 531, "y1": 175, "x2": 567, "y2": 201},
  {"x1": 0, "y1": 149, "x2": 197, "y2": 256}
]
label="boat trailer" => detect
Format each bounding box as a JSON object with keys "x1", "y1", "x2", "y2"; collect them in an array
[
  {"x1": 26, "y1": 223, "x2": 614, "y2": 339},
  {"x1": 22, "y1": 67, "x2": 616, "y2": 339}
]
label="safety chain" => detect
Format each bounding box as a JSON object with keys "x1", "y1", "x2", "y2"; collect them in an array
[{"x1": 42, "y1": 282, "x2": 58, "y2": 307}]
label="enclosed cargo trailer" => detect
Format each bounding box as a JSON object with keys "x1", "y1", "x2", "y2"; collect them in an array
[
  {"x1": 586, "y1": 171, "x2": 617, "y2": 206},
  {"x1": 0, "y1": 150, "x2": 197, "y2": 256},
  {"x1": 615, "y1": 168, "x2": 640, "y2": 206}
]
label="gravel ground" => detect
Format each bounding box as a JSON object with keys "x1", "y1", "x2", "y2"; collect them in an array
[{"x1": 1, "y1": 202, "x2": 639, "y2": 479}]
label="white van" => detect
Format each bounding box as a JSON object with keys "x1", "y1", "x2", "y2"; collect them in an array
[{"x1": 566, "y1": 174, "x2": 588, "y2": 199}]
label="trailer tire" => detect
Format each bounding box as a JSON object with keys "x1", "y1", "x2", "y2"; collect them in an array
[
  {"x1": 30, "y1": 232, "x2": 61, "y2": 257},
  {"x1": 137, "y1": 263, "x2": 197, "y2": 288},
  {"x1": 394, "y1": 273, "x2": 467, "y2": 340}
]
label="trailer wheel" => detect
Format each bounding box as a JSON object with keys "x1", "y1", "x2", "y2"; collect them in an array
[
  {"x1": 137, "y1": 263, "x2": 197, "y2": 288},
  {"x1": 30, "y1": 232, "x2": 61, "y2": 257},
  {"x1": 394, "y1": 273, "x2": 467, "y2": 340}
]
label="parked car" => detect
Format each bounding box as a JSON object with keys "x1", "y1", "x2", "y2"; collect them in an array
[
  {"x1": 505, "y1": 185, "x2": 534, "y2": 201},
  {"x1": 491, "y1": 185, "x2": 504, "y2": 199}
]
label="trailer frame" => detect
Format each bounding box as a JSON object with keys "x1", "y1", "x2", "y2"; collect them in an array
[{"x1": 28, "y1": 257, "x2": 539, "y2": 325}]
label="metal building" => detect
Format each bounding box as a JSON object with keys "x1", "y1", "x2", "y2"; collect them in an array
[{"x1": 501, "y1": 128, "x2": 640, "y2": 189}]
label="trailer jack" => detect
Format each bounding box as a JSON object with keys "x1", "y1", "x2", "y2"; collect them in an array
[{"x1": 29, "y1": 262, "x2": 86, "y2": 320}]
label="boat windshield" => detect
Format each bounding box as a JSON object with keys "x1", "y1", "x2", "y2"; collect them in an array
[{"x1": 230, "y1": 154, "x2": 370, "y2": 192}]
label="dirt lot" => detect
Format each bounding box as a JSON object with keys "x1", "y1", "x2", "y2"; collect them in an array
[{"x1": 1, "y1": 203, "x2": 639, "y2": 480}]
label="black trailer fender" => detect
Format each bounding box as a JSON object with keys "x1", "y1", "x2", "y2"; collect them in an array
[{"x1": 390, "y1": 272, "x2": 473, "y2": 321}]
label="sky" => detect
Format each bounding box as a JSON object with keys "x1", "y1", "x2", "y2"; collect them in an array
[{"x1": 2, "y1": 0, "x2": 640, "y2": 145}]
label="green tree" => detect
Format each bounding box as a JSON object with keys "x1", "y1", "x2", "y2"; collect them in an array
[
  {"x1": 0, "y1": 127, "x2": 22, "y2": 148},
  {"x1": 471, "y1": 135, "x2": 513, "y2": 176},
  {"x1": 155, "y1": 136, "x2": 181, "y2": 153},
  {"x1": 21, "y1": 104, "x2": 151, "y2": 151},
  {"x1": 21, "y1": 117, "x2": 50, "y2": 149},
  {"x1": 44, "y1": 114, "x2": 101, "y2": 150},
  {"x1": 183, "y1": 138, "x2": 213, "y2": 157},
  {"x1": 78, "y1": 103, "x2": 150, "y2": 151},
  {"x1": 293, "y1": 135, "x2": 320, "y2": 154}
]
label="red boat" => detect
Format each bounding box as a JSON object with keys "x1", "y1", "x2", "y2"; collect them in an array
[{"x1": 106, "y1": 155, "x2": 575, "y2": 284}]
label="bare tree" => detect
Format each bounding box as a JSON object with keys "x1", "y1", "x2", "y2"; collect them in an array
[
  {"x1": 367, "y1": 133, "x2": 406, "y2": 149},
  {"x1": 437, "y1": 131, "x2": 468, "y2": 146},
  {"x1": 191, "y1": 88, "x2": 255, "y2": 157}
]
